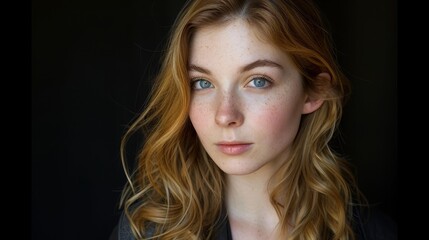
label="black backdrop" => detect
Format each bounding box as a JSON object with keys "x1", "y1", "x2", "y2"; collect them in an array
[{"x1": 32, "y1": 0, "x2": 397, "y2": 239}]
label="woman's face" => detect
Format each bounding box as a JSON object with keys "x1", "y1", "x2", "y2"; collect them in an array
[{"x1": 188, "y1": 19, "x2": 318, "y2": 176}]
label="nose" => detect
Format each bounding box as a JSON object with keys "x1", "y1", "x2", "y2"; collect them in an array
[{"x1": 215, "y1": 91, "x2": 244, "y2": 127}]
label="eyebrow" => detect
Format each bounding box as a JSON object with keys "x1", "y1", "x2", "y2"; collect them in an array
[{"x1": 188, "y1": 59, "x2": 283, "y2": 75}]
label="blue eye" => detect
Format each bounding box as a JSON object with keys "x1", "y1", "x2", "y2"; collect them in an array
[
  {"x1": 192, "y1": 79, "x2": 213, "y2": 90},
  {"x1": 247, "y1": 77, "x2": 271, "y2": 88}
]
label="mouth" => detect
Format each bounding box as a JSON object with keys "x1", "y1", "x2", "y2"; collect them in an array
[{"x1": 215, "y1": 142, "x2": 253, "y2": 155}]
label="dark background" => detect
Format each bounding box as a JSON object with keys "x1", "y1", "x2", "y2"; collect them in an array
[{"x1": 32, "y1": 0, "x2": 397, "y2": 239}]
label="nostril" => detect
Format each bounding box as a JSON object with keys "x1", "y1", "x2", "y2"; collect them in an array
[
  {"x1": 228, "y1": 121, "x2": 238, "y2": 126},
  {"x1": 215, "y1": 105, "x2": 244, "y2": 127}
]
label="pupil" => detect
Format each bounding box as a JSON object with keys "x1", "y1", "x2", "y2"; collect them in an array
[
  {"x1": 201, "y1": 80, "x2": 210, "y2": 88},
  {"x1": 255, "y1": 79, "x2": 265, "y2": 87}
]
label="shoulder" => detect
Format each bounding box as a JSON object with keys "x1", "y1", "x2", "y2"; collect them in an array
[
  {"x1": 109, "y1": 211, "x2": 135, "y2": 240},
  {"x1": 110, "y1": 210, "x2": 157, "y2": 240},
  {"x1": 353, "y1": 206, "x2": 397, "y2": 240},
  {"x1": 118, "y1": 211, "x2": 137, "y2": 240}
]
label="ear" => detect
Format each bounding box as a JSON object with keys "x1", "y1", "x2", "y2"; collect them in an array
[{"x1": 302, "y1": 72, "x2": 330, "y2": 114}]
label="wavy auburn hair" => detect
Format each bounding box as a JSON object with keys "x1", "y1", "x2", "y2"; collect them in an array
[{"x1": 120, "y1": 0, "x2": 363, "y2": 239}]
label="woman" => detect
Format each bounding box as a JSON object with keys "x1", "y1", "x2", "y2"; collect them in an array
[{"x1": 111, "y1": 0, "x2": 396, "y2": 239}]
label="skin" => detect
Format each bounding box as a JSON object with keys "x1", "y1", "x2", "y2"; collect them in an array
[{"x1": 188, "y1": 19, "x2": 324, "y2": 239}]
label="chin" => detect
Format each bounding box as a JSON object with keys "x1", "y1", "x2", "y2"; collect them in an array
[{"x1": 215, "y1": 161, "x2": 264, "y2": 176}]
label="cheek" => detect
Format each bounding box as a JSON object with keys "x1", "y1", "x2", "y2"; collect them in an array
[
  {"x1": 253, "y1": 95, "x2": 303, "y2": 141},
  {"x1": 189, "y1": 99, "x2": 211, "y2": 133}
]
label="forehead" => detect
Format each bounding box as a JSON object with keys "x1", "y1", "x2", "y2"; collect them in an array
[{"x1": 189, "y1": 19, "x2": 285, "y2": 65}]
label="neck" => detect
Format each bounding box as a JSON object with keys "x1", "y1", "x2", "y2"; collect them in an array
[
  {"x1": 225, "y1": 159, "x2": 284, "y2": 215},
  {"x1": 225, "y1": 170, "x2": 280, "y2": 235}
]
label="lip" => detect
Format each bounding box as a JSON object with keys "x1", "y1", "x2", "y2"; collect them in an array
[{"x1": 216, "y1": 142, "x2": 253, "y2": 155}]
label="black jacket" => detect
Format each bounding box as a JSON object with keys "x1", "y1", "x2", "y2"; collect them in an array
[{"x1": 109, "y1": 206, "x2": 397, "y2": 240}]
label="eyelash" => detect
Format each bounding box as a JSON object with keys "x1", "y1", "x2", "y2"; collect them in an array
[
  {"x1": 247, "y1": 75, "x2": 273, "y2": 89},
  {"x1": 190, "y1": 75, "x2": 273, "y2": 90},
  {"x1": 191, "y1": 78, "x2": 213, "y2": 90}
]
